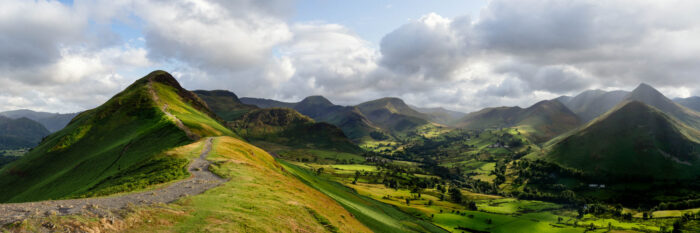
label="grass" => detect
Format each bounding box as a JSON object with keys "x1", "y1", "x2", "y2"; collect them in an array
[
  {"x1": 281, "y1": 160, "x2": 448, "y2": 233},
  {"x1": 539, "y1": 101, "x2": 700, "y2": 180},
  {"x1": 152, "y1": 82, "x2": 235, "y2": 138},
  {"x1": 8, "y1": 137, "x2": 372, "y2": 233},
  {"x1": 0, "y1": 71, "x2": 233, "y2": 203}
]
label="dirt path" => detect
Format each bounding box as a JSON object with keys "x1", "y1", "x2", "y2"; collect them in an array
[
  {"x1": 0, "y1": 138, "x2": 227, "y2": 225},
  {"x1": 147, "y1": 79, "x2": 199, "y2": 141}
]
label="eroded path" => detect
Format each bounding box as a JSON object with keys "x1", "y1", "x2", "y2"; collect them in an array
[{"x1": 0, "y1": 138, "x2": 227, "y2": 225}]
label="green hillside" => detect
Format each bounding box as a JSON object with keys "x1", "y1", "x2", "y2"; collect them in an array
[
  {"x1": 0, "y1": 70, "x2": 234, "y2": 203},
  {"x1": 457, "y1": 100, "x2": 581, "y2": 143},
  {"x1": 540, "y1": 101, "x2": 700, "y2": 180},
  {"x1": 231, "y1": 108, "x2": 361, "y2": 153},
  {"x1": 356, "y1": 97, "x2": 430, "y2": 133},
  {"x1": 193, "y1": 90, "x2": 257, "y2": 121},
  {"x1": 241, "y1": 95, "x2": 382, "y2": 141},
  {"x1": 625, "y1": 83, "x2": 700, "y2": 130},
  {"x1": 0, "y1": 116, "x2": 50, "y2": 149}
]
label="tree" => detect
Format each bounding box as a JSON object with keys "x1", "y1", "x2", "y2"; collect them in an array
[
  {"x1": 467, "y1": 201, "x2": 477, "y2": 211},
  {"x1": 560, "y1": 190, "x2": 576, "y2": 202},
  {"x1": 352, "y1": 171, "x2": 360, "y2": 184},
  {"x1": 449, "y1": 187, "x2": 463, "y2": 204},
  {"x1": 672, "y1": 220, "x2": 682, "y2": 233}
]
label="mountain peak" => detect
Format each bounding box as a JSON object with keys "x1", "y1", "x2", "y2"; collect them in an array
[
  {"x1": 298, "y1": 95, "x2": 334, "y2": 107},
  {"x1": 632, "y1": 83, "x2": 660, "y2": 94}
]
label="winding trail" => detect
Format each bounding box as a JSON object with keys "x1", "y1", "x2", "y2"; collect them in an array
[
  {"x1": 0, "y1": 137, "x2": 227, "y2": 225},
  {"x1": 147, "y1": 79, "x2": 199, "y2": 141}
]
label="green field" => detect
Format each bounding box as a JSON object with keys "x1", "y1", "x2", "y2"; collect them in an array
[{"x1": 281, "y1": 160, "x2": 448, "y2": 233}]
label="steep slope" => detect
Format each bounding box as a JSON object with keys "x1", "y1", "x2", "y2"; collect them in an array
[
  {"x1": 231, "y1": 108, "x2": 361, "y2": 153},
  {"x1": 675, "y1": 96, "x2": 700, "y2": 112},
  {"x1": 193, "y1": 90, "x2": 257, "y2": 121},
  {"x1": 556, "y1": 89, "x2": 629, "y2": 122},
  {"x1": 542, "y1": 101, "x2": 700, "y2": 180},
  {"x1": 624, "y1": 83, "x2": 700, "y2": 130},
  {"x1": 0, "y1": 116, "x2": 50, "y2": 149},
  {"x1": 0, "y1": 70, "x2": 234, "y2": 203},
  {"x1": 356, "y1": 97, "x2": 430, "y2": 133},
  {"x1": 457, "y1": 100, "x2": 581, "y2": 143},
  {"x1": 240, "y1": 97, "x2": 296, "y2": 109},
  {"x1": 0, "y1": 109, "x2": 78, "y2": 132},
  {"x1": 410, "y1": 105, "x2": 466, "y2": 126}
]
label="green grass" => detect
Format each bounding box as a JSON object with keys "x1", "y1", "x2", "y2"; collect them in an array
[
  {"x1": 281, "y1": 160, "x2": 448, "y2": 233},
  {"x1": 152, "y1": 83, "x2": 235, "y2": 138},
  {"x1": 8, "y1": 137, "x2": 372, "y2": 233},
  {"x1": 0, "y1": 71, "x2": 233, "y2": 203},
  {"x1": 539, "y1": 101, "x2": 700, "y2": 180}
]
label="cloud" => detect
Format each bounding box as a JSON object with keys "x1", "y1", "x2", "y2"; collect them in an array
[
  {"x1": 379, "y1": 13, "x2": 468, "y2": 80},
  {"x1": 3, "y1": 0, "x2": 700, "y2": 114},
  {"x1": 0, "y1": 0, "x2": 85, "y2": 73},
  {"x1": 135, "y1": 0, "x2": 292, "y2": 71}
]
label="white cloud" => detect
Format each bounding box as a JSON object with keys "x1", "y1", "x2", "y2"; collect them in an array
[{"x1": 3, "y1": 0, "x2": 700, "y2": 114}]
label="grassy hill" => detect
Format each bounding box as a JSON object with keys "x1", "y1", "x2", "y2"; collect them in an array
[
  {"x1": 356, "y1": 97, "x2": 430, "y2": 134},
  {"x1": 0, "y1": 116, "x2": 50, "y2": 149},
  {"x1": 193, "y1": 90, "x2": 257, "y2": 121},
  {"x1": 15, "y1": 136, "x2": 373, "y2": 232},
  {"x1": 231, "y1": 108, "x2": 361, "y2": 153},
  {"x1": 0, "y1": 70, "x2": 234, "y2": 203},
  {"x1": 241, "y1": 96, "x2": 382, "y2": 141},
  {"x1": 625, "y1": 83, "x2": 700, "y2": 130},
  {"x1": 0, "y1": 109, "x2": 78, "y2": 132},
  {"x1": 457, "y1": 100, "x2": 581, "y2": 143},
  {"x1": 539, "y1": 101, "x2": 700, "y2": 180}
]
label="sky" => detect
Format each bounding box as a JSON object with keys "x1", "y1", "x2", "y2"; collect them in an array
[{"x1": 1, "y1": 0, "x2": 699, "y2": 113}]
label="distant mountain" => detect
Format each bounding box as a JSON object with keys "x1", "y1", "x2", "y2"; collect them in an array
[
  {"x1": 624, "y1": 83, "x2": 700, "y2": 130},
  {"x1": 0, "y1": 70, "x2": 235, "y2": 203},
  {"x1": 409, "y1": 105, "x2": 466, "y2": 126},
  {"x1": 457, "y1": 100, "x2": 581, "y2": 143},
  {"x1": 230, "y1": 108, "x2": 360, "y2": 153},
  {"x1": 239, "y1": 97, "x2": 295, "y2": 109},
  {"x1": 0, "y1": 116, "x2": 50, "y2": 149},
  {"x1": 541, "y1": 101, "x2": 700, "y2": 180},
  {"x1": 241, "y1": 96, "x2": 386, "y2": 141},
  {"x1": 194, "y1": 90, "x2": 257, "y2": 121},
  {"x1": 195, "y1": 92, "x2": 363, "y2": 150},
  {"x1": 356, "y1": 97, "x2": 430, "y2": 133},
  {"x1": 555, "y1": 89, "x2": 629, "y2": 122},
  {"x1": 0, "y1": 109, "x2": 78, "y2": 132},
  {"x1": 674, "y1": 96, "x2": 700, "y2": 113}
]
